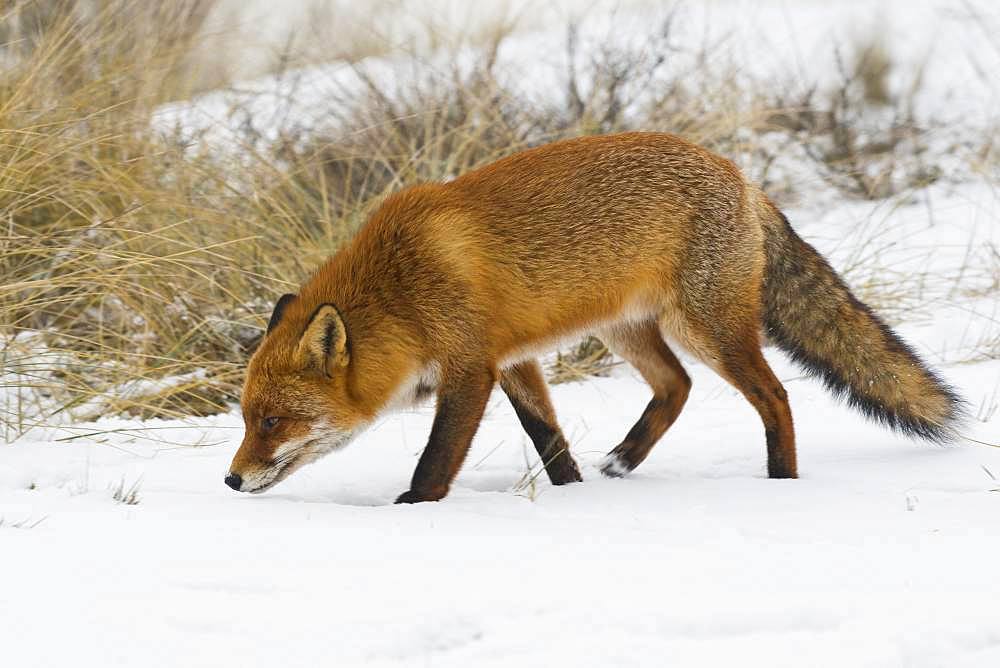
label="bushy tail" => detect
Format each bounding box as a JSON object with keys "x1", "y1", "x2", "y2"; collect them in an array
[{"x1": 760, "y1": 208, "x2": 965, "y2": 442}]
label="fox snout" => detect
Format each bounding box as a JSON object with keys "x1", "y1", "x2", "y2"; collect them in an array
[
  {"x1": 225, "y1": 419, "x2": 361, "y2": 494},
  {"x1": 224, "y1": 459, "x2": 290, "y2": 494},
  {"x1": 225, "y1": 434, "x2": 285, "y2": 494},
  {"x1": 222, "y1": 468, "x2": 271, "y2": 493}
]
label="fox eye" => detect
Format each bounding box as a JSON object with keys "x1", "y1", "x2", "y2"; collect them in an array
[{"x1": 261, "y1": 416, "x2": 280, "y2": 431}]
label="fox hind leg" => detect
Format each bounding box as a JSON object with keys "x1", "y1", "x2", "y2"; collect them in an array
[
  {"x1": 500, "y1": 359, "x2": 583, "y2": 485},
  {"x1": 679, "y1": 305, "x2": 798, "y2": 479},
  {"x1": 599, "y1": 320, "x2": 692, "y2": 477},
  {"x1": 715, "y1": 336, "x2": 797, "y2": 478}
]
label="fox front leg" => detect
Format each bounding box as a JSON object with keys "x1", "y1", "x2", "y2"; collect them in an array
[{"x1": 396, "y1": 366, "x2": 495, "y2": 503}]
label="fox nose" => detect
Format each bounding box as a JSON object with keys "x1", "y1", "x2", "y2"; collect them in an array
[{"x1": 224, "y1": 473, "x2": 243, "y2": 491}]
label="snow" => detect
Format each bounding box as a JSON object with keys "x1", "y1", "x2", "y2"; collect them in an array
[
  {"x1": 3, "y1": 340, "x2": 999, "y2": 667},
  {"x1": 5, "y1": 1, "x2": 1000, "y2": 666}
]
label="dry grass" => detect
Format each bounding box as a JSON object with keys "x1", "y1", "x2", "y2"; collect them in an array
[
  {"x1": 0, "y1": 514, "x2": 47, "y2": 529},
  {"x1": 1, "y1": 2, "x2": 995, "y2": 437},
  {"x1": 1, "y1": 1, "x2": 309, "y2": 430},
  {"x1": 109, "y1": 475, "x2": 142, "y2": 504},
  {"x1": 764, "y1": 34, "x2": 940, "y2": 201},
  {"x1": 547, "y1": 337, "x2": 619, "y2": 385}
]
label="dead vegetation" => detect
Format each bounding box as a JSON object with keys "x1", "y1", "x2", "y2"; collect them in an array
[
  {"x1": 764, "y1": 34, "x2": 940, "y2": 201},
  {"x1": 1, "y1": 1, "x2": 994, "y2": 435},
  {"x1": 110, "y1": 475, "x2": 142, "y2": 504},
  {"x1": 0, "y1": 514, "x2": 47, "y2": 529},
  {"x1": 547, "y1": 337, "x2": 619, "y2": 385}
]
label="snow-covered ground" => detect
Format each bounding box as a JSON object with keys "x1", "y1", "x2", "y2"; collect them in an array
[
  {"x1": 4, "y1": 1, "x2": 1000, "y2": 666},
  {"x1": 3, "y1": 330, "x2": 999, "y2": 667}
]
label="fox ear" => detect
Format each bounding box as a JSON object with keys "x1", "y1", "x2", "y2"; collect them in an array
[
  {"x1": 296, "y1": 304, "x2": 349, "y2": 376},
  {"x1": 266, "y1": 293, "x2": 297, "y2": 335}
]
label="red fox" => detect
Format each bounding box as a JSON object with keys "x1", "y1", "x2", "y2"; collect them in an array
[{"x1": 225, "y1": 132, "x2": 964, "y2": 502}]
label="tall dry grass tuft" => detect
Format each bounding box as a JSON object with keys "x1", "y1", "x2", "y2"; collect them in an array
[
  {"x1": 0, "y1": 0, "x2": 298, "y2": 431},
  {"x1": 764, "y1": 34, "x2": 939, "y2": 201}
]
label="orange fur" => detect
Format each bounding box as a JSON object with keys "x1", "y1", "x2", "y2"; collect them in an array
[{"x1": 226, "y1": 132, "x2": 962, "y2": 501}]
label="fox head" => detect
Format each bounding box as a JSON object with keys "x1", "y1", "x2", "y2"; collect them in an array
[{"x1": 225, "y1": 294, "x2": 368, "y2": 493}]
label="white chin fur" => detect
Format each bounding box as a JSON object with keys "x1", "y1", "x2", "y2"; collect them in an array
[{"x1": 240, "y1": 422, "x2": 361, "y2": 492}]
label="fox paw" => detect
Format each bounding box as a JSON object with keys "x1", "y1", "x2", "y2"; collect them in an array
[
  {"x1": 395, "y1": 489, "x2": 444, "y2": 504},
  {"x1": 539, "y1": 455, "x2": 582, "y2": 485},
  {"x1": 599, "y1": 453, "x2": 632, "y2": 478}
]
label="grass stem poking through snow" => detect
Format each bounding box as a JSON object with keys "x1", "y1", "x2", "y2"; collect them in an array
[{"x1": 110, "y1": 475, "x2": 143, "y2": 505}]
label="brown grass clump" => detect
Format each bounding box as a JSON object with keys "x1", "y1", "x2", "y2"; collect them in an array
[
  {"x1": 764, "y1": 35, "x2": 939, "y2": 201},
  {"x1": 0, "y1": 0, "x2": 312, "y2": 429},
  {"x1": 547, "y1": 337, "x2": 619, "y2": 385}
]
